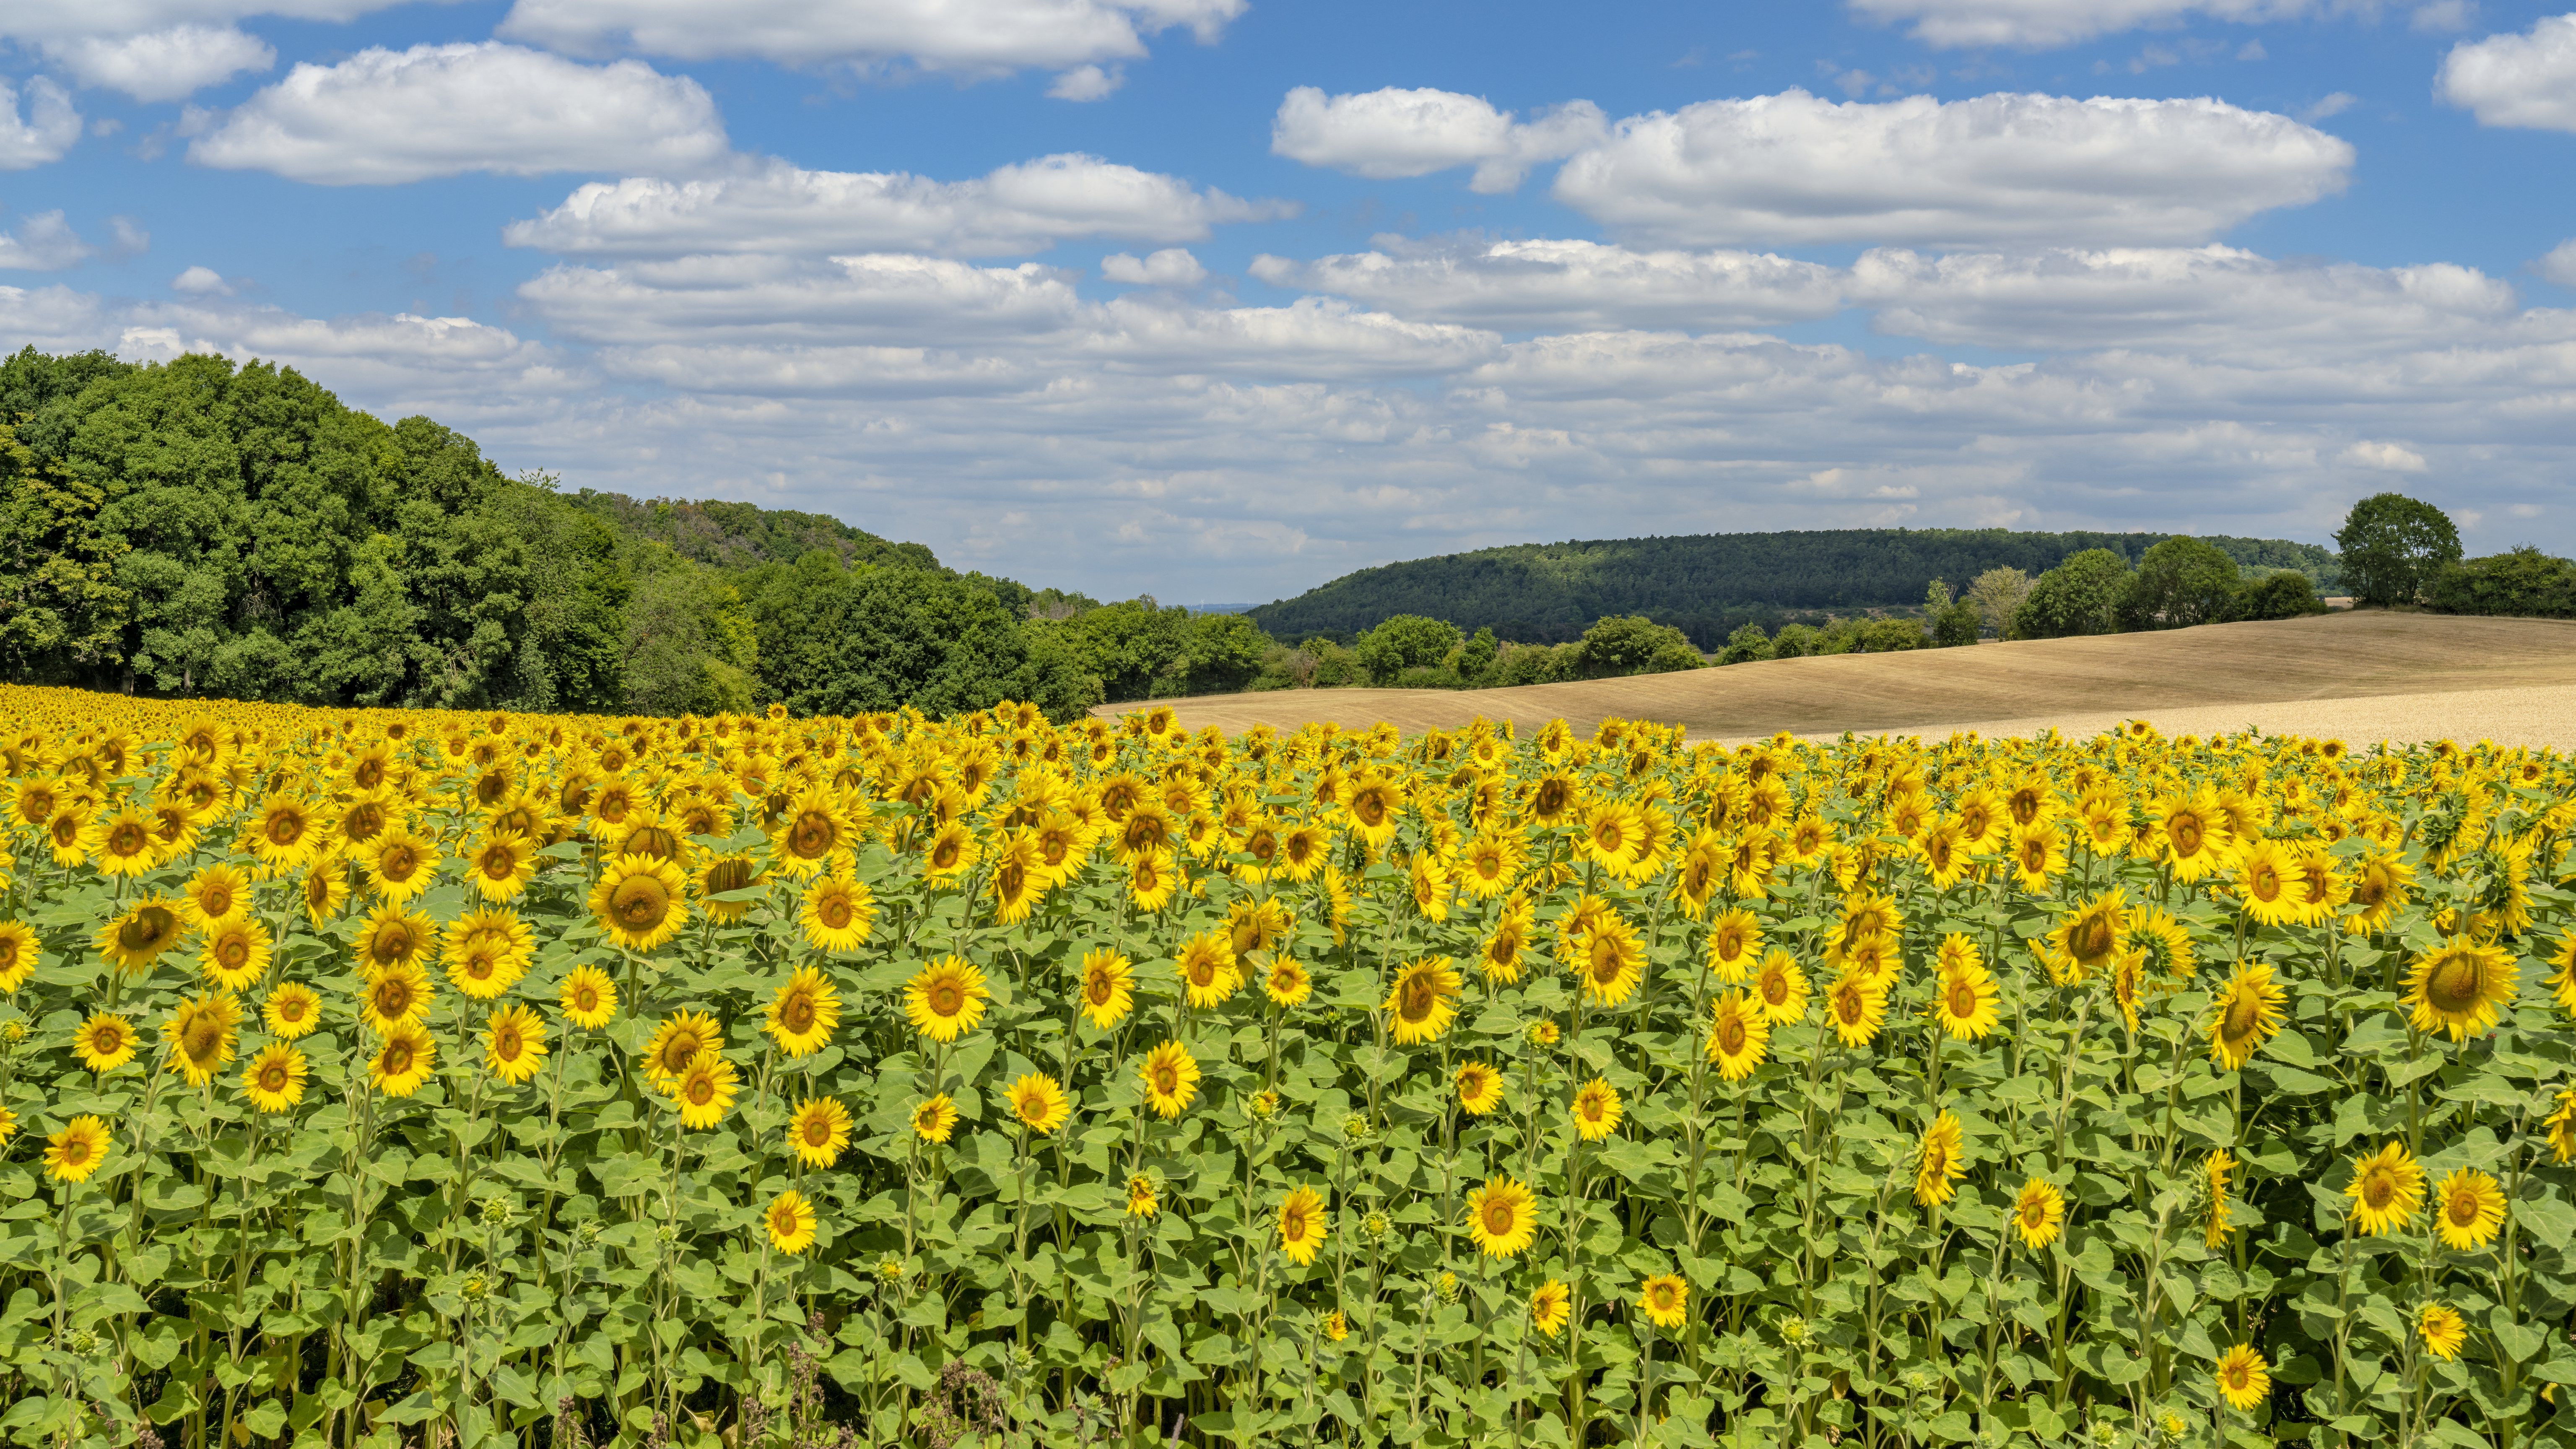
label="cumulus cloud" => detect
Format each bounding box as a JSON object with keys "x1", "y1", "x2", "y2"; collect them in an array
[
  {"x1": 2540, "y1": 239, "x2": 2576, "y2": 286},
  {"x1": 171, "y1": 265, "x2": 232, "y2": 294},
  {"x1": 1101, "y1": 248, "x2": 1206, "y2": 286},
  {"x1": 2412, "y1": 0, "x2": 2477, "y2": 31},
  {"x1": 1253, "y1": 237, "x2": 1845, "y2": 331},
  {"x1": 44, "y1": 24, "x2": 275, "y2": 101},
  {"x1": 1047, "y1": 63, "x2": 1122, "y2": 101},
  {"x1": 496, "y1": 0, "x2": 1244, "y2": 73},
  {"x1": 1846, "y1": 0, "x2": 2330, "y2": 49},
  {"x1": 187, "y1": 43, "x2": 729, "y2": 185},
  {"x1": 0, "y1": 78, "x2": 82, "y2": 170},
  {"x1": 1270, "y1": 86, "x2": 1607, "y2": 192},
  {"x1": 0, "y1": 211, "x2": 94, "y2": 270},
  {"x1": 1553, "y1": 89, "x2": 2352, "y2": 248},
  {"x1": 0, "y1": 0, "x2": 430, "y2": 36},
  {"x1": 2439, "y1": 13, "x2": 2576, "y2": 131},
  {"x1": 505, "y1": 154, "x2": 1290, "y2": 258},
  {"x1": 2339, "y1": 440, "x2": 2429, "y2": 471}
]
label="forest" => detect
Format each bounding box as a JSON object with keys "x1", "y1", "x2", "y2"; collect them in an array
[{"x1": 1246, "y1": 528, "x2": 2341, "y2": 646}]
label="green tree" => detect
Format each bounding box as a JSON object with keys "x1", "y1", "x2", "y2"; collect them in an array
[
  {"x1": 745, "y1": 556, "x2": 1098, "y2": 721},
  {"x1": 2424, "y1": 548, "x2": 2576, "y2": 618},
  {"x1": 1454, "y1": 626, "x2": 1499, "y2": 683},
  {"x1": 0, "y1": 421, "x2": 129, "y2": 682},
  {"x1": 2119, "y1": 536, "x2": 2241, "y2": 630},
  {"x1": 1719, "y1": 623, "x2": 1771, "y2": 665},
  {"x1": 2237, "y1": 570, "x2": 2331, "y2": 621},
  {"x1": 2334, "y1": 493, "x2": 2460, "y2": 607},
  {"x1": 1355, "y1": 614, "x2": 1462, "y2": 684},
  {"x1": 2010, "y1": 549, "x2": 2132, "y2": 639}
]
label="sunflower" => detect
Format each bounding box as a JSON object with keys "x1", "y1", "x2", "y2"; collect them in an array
[
  {"x1": 2345, "y1": 1140, "x2": 2425, "y2": 1237},
  {"x1": 1465, "y1": 1175, "x2": 1537, "y2": 1258},
  {"x1": 183, "y1": 862, "x2": 252, "y2": 928},
  {"x1": 164, "y1": 991, "x2": 241, "y2": 1086},
  {"x1": 1008, "y1": 1073, "x2": 1071, "y2": 1134},
  {"x1": 2432, "y1": 1168, "x2": 2506, "y2": 1251},
  {"x1": 766, "y1": 1189, "x2": 819, "y2": 1255},
  {"x1": 2126, "y1": 910, "x2": 2197, "y2": 982},
  {"x1": 0, "y1": 920, "x2": 37, "y2": 992},
  {"x1": 44, "y1": 1115, "x2": 111, "y2": 1184},
  {"x1": 247, "y1": 797, "x2": 322, "y2": 872},
  {"x1": 1277, "y1": 1186, "x2": 1329, "y2": 1265},
  {"x1": 1824, "y1": 970, "x2": 1888, "y2": 1049},
  {"x1": 922, "y1": 821, "x2": 979, "y2": 884},
  {"x1": 2342, "y1": 851, "x2": 2415, "y2": 935},
  {"x1": 1250, "y1": 954, "x2": 1305, "y2": 1010},
  {"x1": 1176, "y1": 932, "x2": 1241, "y2": 1009},
  {"x1": 301, "y1": 855, "x2": 349, "y2": 925},
  {"x1": 2204, "y1": 1150, "x2": 2237, "y2": 1248},
  {"x1": 75, "y1": 1011, "x2": 138, "y2": 1073},
  {"x1": 2551, "y1": 1088, "x2": 2576, "y2": 1165},
  {"x1": 788, "y1": 1096, "x2": 852, "y2": 1168},
  {"x1": 2403, "y1": 940, "x2": 2516, "y2": 1043},
  {"x1": 2153, "y1": 792, "x2": 2233, "y2": 883},
  {"x1": 905, "y1": 956, "x2": 990, "y2": 1042},
  {"x1": 262, "y1": 983, "x2": 322, "y2": 1040},
  {"x1": 1479, "y1": 896, "x2": 1532, "y2": 984},
  {"x1": 1571, "y1": 1077, "x2": 1623, "y2": 1140},
  {"x1": 1917, "y1": 818, "x2": 1973, "y2": 891},
  {"x1": 591, "y1": 854, "x2": 690, "y2": 953},
  {"x1": 1750, "y1": 949, "x2": 1810, "y2": 1026},
  {"x1": 1343, "y1": 775, "x2": 1402, "y2": 850},
  {"x1": 2006, "y1": 822, "x2": 2064, "y2": 893},
  {"x1": 369, "y1": 1021, "x2": 437, "y2": 1098},
  {"x1": 1705, "y1": 907, "x2": 1763, "y2": 984},
  {"x1": 764, "y1": 965, "x2": 841, "y2": 1059},
  {"x1": 360, "y1": 826, "x2": 441, "y2": 904},
  {"x1": 1127, "y1": 849, "x2": 1179, "y2": 912},
  {"x1": 1638, "y1": 1274, "x2": 1689, "y2": 1330},
  {"x1": 2214, "y1": 1344, "x2": 2270, "y2": 1411},
  {"x1": 2231, "y1": 838, "x2": 2317, "y2": 929},
  {"x1": 197, "y1": 918, "x2": 273, "y2": 993},
  {"x1": 1140, "y1": 1040, "x2": 1201, "y2": 1119},
  {"x1": 1073, "y1": 948, "x2": 1135, "y2": 1030},
  {"x1": 2418, "y1": 1303, "x2": 2468, "y2": 1362},
  {"x1": 358, "y1": 959, "x2": 434, "y2": 1036},
  {"x1": 560, "y1": 966, "x2": 618, "y2": 1030},
  {"x1": 1531, "y1": 1280, "x2": 1571, "y2": 1337},
  {"x1": 1914, "y1": 1111, "x2": 1966, "y2": 1207},
  {"x1": 484, "y1": 1004, "x2": 549, "y2": 1085},
  {"x1": 911, "y1": 1094, "x2": 959, "y2": 1144},
  {"x1": 465, "y1": 832, "x2": 538, "y2": 902},
  {"x1": 669, "y1": 1050, "x2": 740, "y2": 1129},
  {"x1": 242, "y1": 1041, "x2": 308, "y2": 1114},
  {"x1": 96, "y1": 897, "x2": 186, "y2": 976},
  {"x1": 1125, "y1": 1174, "x2": 1159, "y2": 1218},
  {"x1": 1456, "y1": 1061, "x2": 1506, "y2": 1114},
  {"x1": 642, "y1": 1010, "x2": 724, "y2": 1084},
  {"x1": 354, "y1": 904, "x2": 434, "y2": 975},
  {"x1": 1704, "y1": 992, "x2": 1769, "y2": 1082},
  {"x1": 773, "y1": 790, "x2": 857, "y2": 878},
  {"x1": 2012, "y1": 1177, "x2": 2065, "y2": 1250},
  {"x1": 2207, "y1": 960, "x2": 2286, "y2": 1070},
  {"x1": 2048, "y1": 888, "x2": 2129, "y2": 984},
  {"x1": 1929, "y1": 960, "x2": 2000, "y2": 1041},
  {"x1": 1384, "y1": 956, "x2": 1462, "y2": 1045},
  {"x1": 1576, "y1": 917, "x2": 1646, "y2": 1007}
]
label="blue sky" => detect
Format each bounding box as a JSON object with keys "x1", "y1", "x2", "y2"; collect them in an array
[{"x1": 4, "y1": 0, "x2": 2573, "y2": 605}]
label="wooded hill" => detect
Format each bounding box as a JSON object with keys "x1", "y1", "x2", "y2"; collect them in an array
[{"x1": 1246, "y1": 528, "x2": 2340, "y2": 646}]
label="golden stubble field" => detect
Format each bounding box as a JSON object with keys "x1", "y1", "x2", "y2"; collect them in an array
[{"x1": 1137, "y1": 613, "x2": 2576, "y2": 749}]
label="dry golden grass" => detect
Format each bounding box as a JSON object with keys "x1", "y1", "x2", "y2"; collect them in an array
[{"x1": 1114, "y1": 612, "x2": 2576, "y2": 747}]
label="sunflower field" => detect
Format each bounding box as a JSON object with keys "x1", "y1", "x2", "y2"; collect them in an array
[{"x1": 1, "y1": 682, "x2": 2574, "y2": 1449}]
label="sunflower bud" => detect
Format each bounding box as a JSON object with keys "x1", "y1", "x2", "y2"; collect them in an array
[
  {"x1": 876, "y1": 1254, "x2": 908, "y2": 1283},
  {"x1": 1248, "y1": 1089, "x2": 1279, "y2": 1120},
  {"x1": 1340, "y1": 1111, "x2": 1372, "y2": 1144},
  {"x1": 1525, "y1": 1020, "x2": 1560, "y2": 1048},
  {"x1": 1437, "y1": 1271, "x2": 1460, "y2": 1304},
  {"x1": 1777, "y1": 1315, "x2": 1809, "y2": 1347},
  {"x1": 1360, "y1": 1211, "x2": 1390, "y2": 1242}
]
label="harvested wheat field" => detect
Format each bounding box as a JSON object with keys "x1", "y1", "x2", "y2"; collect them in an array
[{"x1": 1119, "y1": 611, "x2": 2576, "y2": 747}]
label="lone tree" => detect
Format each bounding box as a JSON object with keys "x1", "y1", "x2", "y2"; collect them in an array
[
  {"x1": 2120, "y1": 536, "x2": 2241, "y2": 630},
  {"x1": 2334, "y1": 493, "x2": 2460, "y2": 607}
]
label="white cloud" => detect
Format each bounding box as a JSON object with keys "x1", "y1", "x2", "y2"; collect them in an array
[
  {"x1": 187, "y1": 43, "x2": 729, "y2": 185},
  {"x1": 1552, "y1": 89, "x2": 2353, "y2": 248},
  {"x1": 172, "y1": 264, "x2": 232, "y2": 294},
  {"x1": 1048, "y1": 63, "x2": 1122, "y2": 101},
  {"x1": 1257, "y1": 237, "x2": 1845, "y2": 331},
  {"x1": 1101, "y1": 248, "x2": 1206, "y2": 286},
  {"x1": 0, "y1": 78, "x2": 81, "y2": 170},
  {"x1": 44, "y1": 24, "x2": 275, "y2": 101},
  {"x1": 1270, "y1": 86, "x2": 1607, "y2": 192},
  {"x1": 496, "y1": 0, "x2": 1244, "y2": 73},
  {"x1": 2302, "y1": 91, "x2": 2357, "y2": 120},
  {"x1": 505, "y1": 154, "x2": 1289, "y2": 258},
  {"x1": 2339, "y1": 440, "x2": 2429, "y2": 471},
  {"x1": 2411, "y1": 0, "x2": 2476, "y2": 31},
  {"x1": 1846, "y1": 0, "x2": 2335, "y2": 49},
  {"x1": 0, "y1": 211, "x2": 92, "y2": 270},
  {"x1": 2540, "y1": 240, "x2": 2576, "y2": 286},
  {"x1": 519, "y1": 254, "x2": 1088, "y2": 347},
  {"x1": 0, "y1": 0, "x2": 438, "y2": 37},
  {"x1": 2440, "y1": 14, "x2": 2576, "y2": 131}
]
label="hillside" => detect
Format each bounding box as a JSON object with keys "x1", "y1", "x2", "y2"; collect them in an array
[
  {"x1": 1123, "y1": 612, "x2": 2576, "y2": 748},
  {"x1": 1246, "y1": 527, "x2": 2337, "y2": 645}
]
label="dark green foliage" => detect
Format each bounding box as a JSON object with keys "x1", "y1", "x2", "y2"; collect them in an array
[
  {"x1": 1719, "y1": 623, "x2": 1772, "y2": 665},
  {"x1": 2425, "y1": 548, "x2": 2576, "y2": 619},
  {"x1": 1929, "y1": 602, "x2": 1982, "y2": 647},
  {"x1": 743, "y1": 553, "x2": 1098, "y2": 721},
  {"x1": 1580, "y1": 615, "x2": 1701, "y2": 675},
  {"x1": 2120, "y1": 536, "x2": 2242, "y2": 630},
  {"x1": 0, "y1": 421, "x2": 130, "y2": 683},
  {"x1": 2236, "y1": 571, "x2": 2330, "y2": 621},
  {"x1": 569, "y1": 491, "x2": 937, "y2": 573},
  {"x1": 1247, "y1": 527, "x2": 2338, "y2": 645},
  {"x1": 1855, "y1": 618, "x2": 1926, "y2": 653},
  {"x1": 1356, "y1": 614, "x2": 1463, "y2": 685},
  {"x1": 1455, "y1": 626, "x2": 1499, "y2": 683},
  {"x1": 2010, "y1": 549, "x2": 2133, "y2": 639},
  {"x1": 2335, "y1": 493, "x2": 2461, "y2": 607},
  {"x1": 1490, "y1": 641, "x2": 1581, "y2": 686},
  {"x1": 1035, "y1": 598, "x2": 1266, "y2": 702}
]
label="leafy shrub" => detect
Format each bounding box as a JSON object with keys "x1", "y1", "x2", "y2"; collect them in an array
[
  {"x1": 1719, "y1": 625, "x2": 1773, "y2": 665},
  {"x1": 2119, "y1": 537, "x2": 2241, "y2": 631},
  {"x1": 2425, "y1": 548, "x2": 2576, "y2": 619},
  {"x1": 2010, "y1": 549, "x2": 2133, "y2": 639},
  {"x1": 1354, "y1": 615, "x2": 1463, "y2": 685},
  {"x1": 2236, "y1": 571, "x2": 2331, "y2": 621}
]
